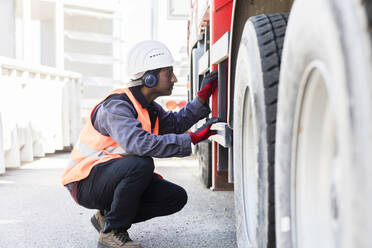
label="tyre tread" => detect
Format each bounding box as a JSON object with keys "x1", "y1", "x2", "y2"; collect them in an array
[{"x1": 250, "y1": 13, "x2": 289, "y2": 248}]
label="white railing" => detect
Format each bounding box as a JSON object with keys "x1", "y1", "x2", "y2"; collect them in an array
[{"x1": 0, "y1": 57, "x2": 82, "y2": 173}]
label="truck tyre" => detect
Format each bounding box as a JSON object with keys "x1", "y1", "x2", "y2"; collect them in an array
[
  {"x1": 233, "y1": 13, "x2": 288, "y2": 247},
  {"x1": 275, "y1": 0, "x2": 372, "y2": 247}
]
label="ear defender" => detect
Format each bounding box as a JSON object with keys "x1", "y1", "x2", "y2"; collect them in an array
[{"x1": 142, "y1": 72, "x2": 158, "y2": 88}]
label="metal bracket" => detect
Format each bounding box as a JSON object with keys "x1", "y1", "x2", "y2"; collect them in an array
[
  {"x1": 198, "y1": 50, "x2": 210, "y2": 75},
  {"x1": 209, "y1": 122, "x2": 233, "y2": 148}
]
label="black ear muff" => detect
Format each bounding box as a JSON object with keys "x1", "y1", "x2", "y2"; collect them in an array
[{"x1": 142, "y1": 72, "x2": 158, "y2": 88}]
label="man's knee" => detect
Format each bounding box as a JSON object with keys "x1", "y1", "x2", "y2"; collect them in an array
[
  {"x1": 173, "y1": 187, "x2": 188, "y2": 212},
  {"x1": 132, "y1": 156, "x2": 154, "y2": 176}
]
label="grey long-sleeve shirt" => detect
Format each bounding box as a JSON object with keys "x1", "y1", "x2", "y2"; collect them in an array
[{"x1": 92, "y1": 87, "x2": 211, "y2": 158}]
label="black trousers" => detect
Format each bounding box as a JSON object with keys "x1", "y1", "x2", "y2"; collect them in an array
[{"x1": 76, "y1": 156, "x2": 188, "y2": 232}]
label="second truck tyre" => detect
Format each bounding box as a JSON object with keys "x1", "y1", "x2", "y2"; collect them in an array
[{"x1": 233, "y1": 13, "x2": 288, "y2": 248}]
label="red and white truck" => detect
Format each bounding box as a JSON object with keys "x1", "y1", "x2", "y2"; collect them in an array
[{"x1": 187, "y1": 0, "x2": 372, "y2": 247}]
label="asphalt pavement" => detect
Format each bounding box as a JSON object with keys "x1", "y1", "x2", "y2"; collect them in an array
[{"x1": 0, "y1": 152, "x2": 237, "y2": 248}]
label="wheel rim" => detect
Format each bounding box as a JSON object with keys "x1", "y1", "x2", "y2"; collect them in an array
[
  {"x1": 241, "y1": 86, "x2": 258, "y2": 243},
  {"x1": 293, "y1": 64, "x2": 340, "y2": 248}
]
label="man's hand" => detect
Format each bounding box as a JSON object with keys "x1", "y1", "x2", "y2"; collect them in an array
[
  {"x1": 188, "y1": 117, "x2": 220, "y2": 144},
  {"x1": 197, "y1": 71, "x2": 218, "y2": 104}
]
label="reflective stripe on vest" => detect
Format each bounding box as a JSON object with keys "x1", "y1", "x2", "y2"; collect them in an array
[
  {"x1": 61, "y1": 88, "x2": 159, "y2": 186},
  {"x1": 66, "y1": 141, "x2": 127, "y2": 169}
]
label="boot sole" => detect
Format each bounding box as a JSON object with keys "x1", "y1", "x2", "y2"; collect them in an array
[
  {"x1": 97, "y1": 241, "x2": 110, "y2": 248},
  {"x1": 91, "y1": 215, "x2": 101, "y2": 233},
  {"x1": 98, "y1": 241, "x2": 142, "y2": 248}
]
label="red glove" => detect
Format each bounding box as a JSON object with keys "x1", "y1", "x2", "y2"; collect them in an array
[
  {"x1": 188, "y1": 118, "x2": 220, "y2": 144},
  {"x1": 197, "y1": 71, "x2": 218, "y2": 102}
]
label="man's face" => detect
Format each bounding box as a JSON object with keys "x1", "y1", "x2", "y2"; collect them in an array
[{"x1": 153, "y1": 67, "x2": 177, "y2": 96}]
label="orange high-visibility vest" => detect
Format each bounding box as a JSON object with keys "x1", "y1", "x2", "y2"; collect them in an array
[{"x1": 61, "y1": 88, "x2": 159, "y2": 186}]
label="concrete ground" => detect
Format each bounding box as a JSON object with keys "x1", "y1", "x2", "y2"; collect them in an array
[{"x1": 0, "y1": 152, "x2": 237, "y2": 248}]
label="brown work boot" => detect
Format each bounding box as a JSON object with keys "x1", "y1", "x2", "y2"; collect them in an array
[
  {"x1": 97, "y1": 229, "x2": 142, "y2": 248},
  {"x1": 91, "y1": 210, "x2": 106, "y2": 232}
]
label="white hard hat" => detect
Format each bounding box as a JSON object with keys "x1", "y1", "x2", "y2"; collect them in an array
[{"x1": 125, "y1": 40, "x2": 180, "y2": 79}]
